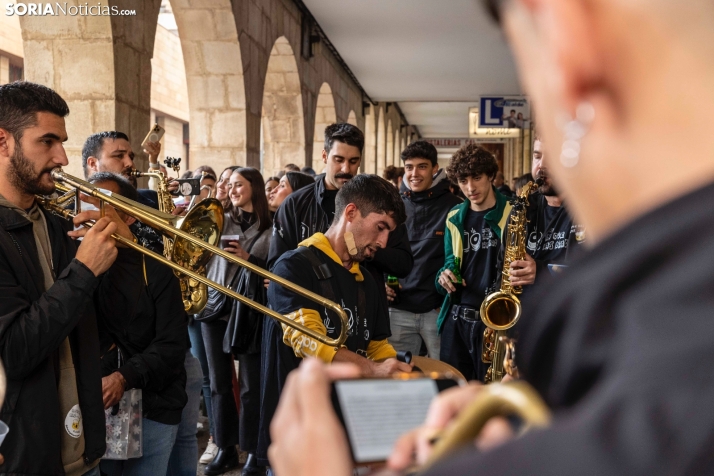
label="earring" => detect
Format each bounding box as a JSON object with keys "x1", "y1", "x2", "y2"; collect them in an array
[
  {"x1": 344, "y1": 232, "x2": 358, "y2": 256},
  {"x1": 558, "y1": 102, "x2": 595, "y2": 168}
]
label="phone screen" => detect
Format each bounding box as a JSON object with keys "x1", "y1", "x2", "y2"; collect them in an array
[{"x1": 333, "y1": 378, "x2": 454, "y2": 464}]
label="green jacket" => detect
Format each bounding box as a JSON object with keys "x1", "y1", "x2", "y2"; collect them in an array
[{"x1": 434, "y1": 188, "x2": 512, "y2": 334}]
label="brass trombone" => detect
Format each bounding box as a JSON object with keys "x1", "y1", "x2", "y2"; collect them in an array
[{"x1": 39, "y1": 169, "x2": 349, "y2": 349}]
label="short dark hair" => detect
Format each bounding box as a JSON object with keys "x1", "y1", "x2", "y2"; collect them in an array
[
  {"x1": 334, "y1": 174, "x2": 406, "y2": 226},
  {"x1": 0, "y1": 81, "x2": 69, "y2": 141},
  {"x1": 446, "y1": 144, "x2": 499, "y2": 183},
  {"x1": 82, "y1": 131, "x2": 130, "y2": 177},
  {"x1": 283, "y1": 163, "x2": 301, "y2": 172},
  {"x1": 300, "y1": 166, "x2": 316, "y2": 176},
  {"x1": 324, "y1": 123, "x2": 364, "y2": 155},
  {"x1": 514, "y1": 173, "x2": 535, "y2": 192},
  {"x1": 401, "y1": 140, "x2": 438, "y2": 166},
  {"x1": 88, "y1": 171, "x2": 139, "y2": 202}
]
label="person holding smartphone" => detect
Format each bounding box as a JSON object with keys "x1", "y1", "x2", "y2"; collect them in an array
[{"x1": 198, "y1": 167, "x2": 272, "y2": 476}]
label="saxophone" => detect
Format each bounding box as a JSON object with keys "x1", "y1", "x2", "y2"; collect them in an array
[
  {"x1": 480, "y1": 179, "x2": 541, "y2": 383},
  {"x1": 132, "y1": 158, "x2": 218, "y2": 314}
]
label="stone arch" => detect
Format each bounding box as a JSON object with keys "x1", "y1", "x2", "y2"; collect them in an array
[
  {"x1": 311, "y1": 82, "x2": 337, "y2": 168},
  {"x1": 261, "y1": 36, "x2": 305, "y2": 176},
  {"x1": 18, "y1": 1, "x2": 162, "y2": 178},
  {"x1": 171, "y1": 0, "x2": 247, "y2": 172},
  {"x1": 363, "y1": 104, "x2": 377, "y2": 174},
  {"x1": 386, "y1": 120, "x2": 394, "y2": 169},
  {"x1": 347, "y1": 110, "x2": 357, "y2": 126},
  {"x1": 376, "y1": 106, "x2": 386, "y2": 177}
]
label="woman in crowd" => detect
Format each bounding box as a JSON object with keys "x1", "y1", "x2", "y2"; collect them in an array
[
  {"x1": 192, "y1": 164, "x2": 239, "y2": 466},
  {"x1": 198, "y1": 167, "x2": 272, "y2": 476},
  {"x1": 267, "y1": 172, "x2": 314, "y2": 212}
]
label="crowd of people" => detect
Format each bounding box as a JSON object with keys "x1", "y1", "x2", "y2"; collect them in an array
[
  {"x1": 1, "y1": 78, "x2": 570, "y2": 475},
  {"x1": 2, "y1": 0, "x2": 713, "y2": 474}
]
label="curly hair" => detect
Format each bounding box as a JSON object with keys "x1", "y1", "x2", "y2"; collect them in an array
[{"x1": 446, "y1": 144, "x2": 499, "y2": 183}]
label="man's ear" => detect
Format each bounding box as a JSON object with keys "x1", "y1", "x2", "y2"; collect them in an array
[
  {"x1": 86, "y1": 156, "x2": 99, "y2": 172},
  {"x1": 344, "y1": 203, "x2": 358, "y2": 222},
  {"x1": 432, "y1": 163, "x2": 439, "y2": 174},
  {"x1": 322, "y1": 148, "x2": 328, "y2": 164},
  {"x1": 0, "y1": 128, "x2": 15, "y2": 160}
]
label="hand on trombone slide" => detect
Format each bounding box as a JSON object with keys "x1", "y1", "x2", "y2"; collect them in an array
[{"x1": 66, "y1": 194, "x2": 136, "y2": 276}]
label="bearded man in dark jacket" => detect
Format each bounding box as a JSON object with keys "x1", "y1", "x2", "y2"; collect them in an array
[
  {"x1": 387, "y1": 140, "x2": 461, "y2": 359},
  {"x1": 0, "y1": 82, "x2": 141, "y2": 475}
]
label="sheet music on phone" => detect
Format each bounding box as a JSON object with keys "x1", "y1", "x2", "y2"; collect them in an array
[{"x1": 333, "y1": 379, "x2": 438, "y2": 463}]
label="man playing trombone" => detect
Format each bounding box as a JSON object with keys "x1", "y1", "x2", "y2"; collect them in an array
[
  {"x1": 257, "y1": 175, "x2": 413, "y2": 469},
  {"x1": 0, "y1": 81, "x2": 140, "y2": 475}
]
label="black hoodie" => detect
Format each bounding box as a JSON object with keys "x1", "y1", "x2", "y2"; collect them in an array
[{"x1": 392, "y1": 169, "x2": 462, "y2": 314}]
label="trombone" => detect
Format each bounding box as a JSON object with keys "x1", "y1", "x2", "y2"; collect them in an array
[{"x1": 39, "y1": 168, "x2": 349, "y2": 349}]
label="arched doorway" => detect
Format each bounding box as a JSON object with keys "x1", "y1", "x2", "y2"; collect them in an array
[
  {"x1": 363, "y1": 104, "x2": 376, "y2": 173},
  {"x1": 312, "y1": 82, "x2": 337, "y2": 168},
  {"x1": 261, "y1": 36, "x2": 305, "y2": 176}
]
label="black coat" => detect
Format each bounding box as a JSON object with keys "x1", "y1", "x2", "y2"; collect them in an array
[
  {"x1": 98, "y1": 255, "x2": 188, "y2": 425},
  {"x1": 395, "y1": 170, "x2": 462, "y2": 313},
  {"x1": 0, "y1": 205, "x2": 142, "y2": 474},
  {"x1": 426, "y1": 181, "x2": 714, "y2": 475}
]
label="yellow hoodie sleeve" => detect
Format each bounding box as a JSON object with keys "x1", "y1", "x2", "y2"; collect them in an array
[
  {"x1": 281, "y1": 308, "x2": 339, "y2": 363},
  {"x1": 366, "y1": 339, "x2": 397, "y2": 361}
]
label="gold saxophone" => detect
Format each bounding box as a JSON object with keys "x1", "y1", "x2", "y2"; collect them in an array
[
  {"x1": 131, "y1": 159, "x2": 219, "y2": 314},
  {"x1": 480, "y1": 179, "x2": 541, "y2": 383}
]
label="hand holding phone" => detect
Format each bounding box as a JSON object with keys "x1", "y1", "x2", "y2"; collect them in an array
[
  {"x1": 332, "y1": 376, "x2": 460, "y2": 464},
  {"x1": 141, "y1": 123, "x2": 165, "y2": 148}
]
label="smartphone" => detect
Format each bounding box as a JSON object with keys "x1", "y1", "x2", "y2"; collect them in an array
[
  {"x1": 170, "y1": 178, "x2": 201, "y2": 197},
  {"x1": 331, "y1": 377, "x2": 460, "y2": 464},
  {"x1": 220, "y1": 234, "x2": 241, "y2": 248},
  {"x1": 141, "y1": 123, "x2": 165, "y2": 148}
]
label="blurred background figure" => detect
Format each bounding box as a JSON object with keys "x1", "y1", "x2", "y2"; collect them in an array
[
  {"x1": 264, "y1": 176, "x2": 280, "y2": 213},
  {"x1": 493, "y1": 171, "x2": 514, "y2": 197},
  {"x1": 514, "y1": 173, "x2": 535, "y2": 196},
  {"x1": 383, "y1": 165, "x2": 405, "y2": 188},
  {"x1": 283, "y1": 163, "x2": 301, "y2": 173},
  {"x1": 300, "y1": 166, "x2": 316, "y2": 177}
]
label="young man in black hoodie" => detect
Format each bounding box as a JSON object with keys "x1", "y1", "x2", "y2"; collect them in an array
[
  {"x1": 87, "y1": 173, "x2": 189, "y2": 476},
  {"x1": 387, "y1": 141, "x2": 461, "y2": 358}
]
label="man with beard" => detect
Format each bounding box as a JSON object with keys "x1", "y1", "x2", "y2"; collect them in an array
[
  {"x1": 257, "y1": 175, "x2": 413, "y2": 471},
  {"x1": 267, "y1": 123, "x2": 413, "y2": 301},
  {"x1": 509, "y1": 137, "x2": 586, "y2": 290},
  {"x1": 82, "y1": 132, "x2": 165, "y2": 251},
  {"x1": 0, "y1": 81, "x2": 140, "y2": 475},
  {"x1": 82, "y1": 131, "x2": 162, "y2": 209}
]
